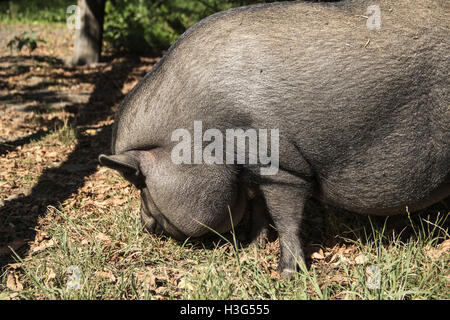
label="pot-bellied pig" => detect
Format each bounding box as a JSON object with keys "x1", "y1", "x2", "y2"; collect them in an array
[{"x1": 99, "y1": 0, "x2": 449, "y2": 278}]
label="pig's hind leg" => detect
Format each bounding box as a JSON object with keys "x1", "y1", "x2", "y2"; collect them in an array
[
  {"x1": 259, "y1": 171, "x2": 311, "y2": 279},
  {"x1": 235, "y1": 184, "x2": 273, "y2": 246},
  {"x1": 247, "y1": 196, "x2": 272, "y2": 247}
]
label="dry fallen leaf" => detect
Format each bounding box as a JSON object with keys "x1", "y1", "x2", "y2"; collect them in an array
[
  {"x1": 439, "y1": 239, "x2": 450, "y2": 253},
  {"x1": 271, "y1": 270, "x2": 281, "y2": 279},
  {"x1": 8, "y1": 263, "x2": 23, "y2": 270},
  {"x1": 311, "y1": 249, "x2": 325, "y2": 260},
  {"x1": 95, "y1": 233, "x2": 111, "y2": 242},
  {"x1": 136, "y1": 270, "x2": 156, "y2": 290},
  {"x1": 6, "y1": 273, "x2": 23, "y2": 291},
  {"x1": 94, "y1": 269, "x2": 117, "y2": 283},
  {"x1": 155, "y1": 286, "x2": 168, "y2": 295},
  {"x1": 177, "y1": 277, "x2": 195, "y2": 291},
  {"x1": 327, "y1": 274, "x2": 349, "y2": 285},
  {"x1": 355, "y1": 254, "x2": 370, "y2": 265},
  {"x1": 111, "y1": 198, "x2": 128, "y2": 206},
  {"x1": 35, "y1": 231, "x2": 50, "y2": 242},
  {"x1": 46, "y1": 268, "x2": 57, "y2": 283},
  {"x1": 85, "y1": 129, "x2": 97, "y2": 136},
  {"x1": 32, "y1": 239, "x2": 56, "y2": 254},
  {"x1": 424, "y1": 239, "x2": 450, "y2": 260},
  {"x1": 331, "y1": 254, "x2": 352, "y2": 267}
]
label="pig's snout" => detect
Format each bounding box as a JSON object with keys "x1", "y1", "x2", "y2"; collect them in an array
[{"x1": 140, "y1": 204, "x2": 163, "y2": 234}]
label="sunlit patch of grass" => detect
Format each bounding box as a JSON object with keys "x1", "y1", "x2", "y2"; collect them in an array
[
  {"x1": 316, "y1": 211, "x2": 449, "y2": 300},
  {"x1": 56, "y1": 120, "x2": 78, "y2": 146},
  {"x1": 1, "y1": 182, "x2": 448, "y2": 299}
]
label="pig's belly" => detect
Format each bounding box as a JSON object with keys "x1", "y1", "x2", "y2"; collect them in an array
[{"x1": 317, "y1": 173, "x2": 450, "y2": 216}]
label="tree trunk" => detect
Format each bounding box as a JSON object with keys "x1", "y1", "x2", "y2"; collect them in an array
[{"x1": 70, "y1": 0, "x2": 106, "y2": 66}]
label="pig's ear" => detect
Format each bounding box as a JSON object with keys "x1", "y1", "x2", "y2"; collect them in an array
[{"x1": 98, "y1": 154, "x2": 140, "y2": 176}]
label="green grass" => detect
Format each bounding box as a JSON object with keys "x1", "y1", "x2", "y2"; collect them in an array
[
  {"x1": 2, "y1": 193, "x2": 448, "y2": 299},
  {"x1": 55, "y1": 121, "x2": 78, "y2": 146}
]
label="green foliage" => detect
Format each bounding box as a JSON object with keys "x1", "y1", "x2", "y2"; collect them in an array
[
  {"x1": 0, "y1": 0, "x2": 73, "y2": 24},
  {"x1": 0, "y1": 0, "x2": 285, "y2": 53},
  {"x1": 6, "y1": 32, "x2": 46, "y2": 54},
  {"x1": 103, "y1": 0, "x2": 280, "y2": 53}
]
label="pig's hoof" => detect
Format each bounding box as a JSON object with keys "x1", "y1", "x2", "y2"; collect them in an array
[
  {"x1": 249, "y1": 232, "x2": 269, "y2": 248},
  {"x1": 140, "y1": 211, "x2": 157, "y2": 233},
  {"x1": 280, "y1": 268, "x2": 296, "y2": 280}
]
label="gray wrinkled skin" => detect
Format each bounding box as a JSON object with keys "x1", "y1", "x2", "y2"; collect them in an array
[{"x1": 99, "y1": 0, "x2": 450, "y2": 277}]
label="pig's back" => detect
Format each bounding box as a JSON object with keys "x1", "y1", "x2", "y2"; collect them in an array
[
  {"x1": 113, "y1": 0, "x2": 449, "y2": 214},
  {"x1": 180, "y1": 0, "x2": 450, "y2": 213}
]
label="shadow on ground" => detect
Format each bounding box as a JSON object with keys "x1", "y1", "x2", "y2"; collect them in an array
[{"x1": 0, "y1": 54, "x2": 144, "y2": 269}]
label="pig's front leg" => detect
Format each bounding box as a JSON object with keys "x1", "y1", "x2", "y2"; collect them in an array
[
  {"x1": 140, "y1": 196, "x2": 164, "y2": 235},
  {"x1": 260, "y1": 172, "x2": 311, "y2": 279}
]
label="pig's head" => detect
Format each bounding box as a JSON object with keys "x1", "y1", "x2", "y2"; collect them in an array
[{"x1": 99, "y1": 149, "x2": 247, "y2": 241}]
